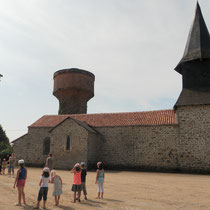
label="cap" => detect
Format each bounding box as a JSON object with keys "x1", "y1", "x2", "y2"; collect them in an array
[{"x1": 18, "y1": 159, "x2": 24, "y2": 164}]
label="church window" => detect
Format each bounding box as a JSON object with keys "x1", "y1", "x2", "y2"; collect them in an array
[
  {"x1": 66, "y1": 136, "x2": 71, "y2": 150},
  {"x1": 43, "y1": 137, "x2": 50, "y2": 155}
]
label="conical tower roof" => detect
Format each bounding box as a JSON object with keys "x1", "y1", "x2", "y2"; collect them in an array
[{"x1": 175, "y1": 2, "x2": 210, "y2": 73}]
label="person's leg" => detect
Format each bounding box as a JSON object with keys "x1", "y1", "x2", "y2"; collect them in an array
[
  {"x1": 97, "y1": 183, "x2": 101, "y2": 198},
  {"x1": 72, "y1": 191, "x2": 76, "y2": 203},
  {"x1": 101, "y1": 183, "x2": 104, "y2": 198},
  {"x1": 54, "y1": 196, "x2": 57, "y2": 205},
  {"x1": 78, "y1": 191, "x2": 81, "y2": 202},
  {"x1": 17, "y1": 187, "x2": 22, "y2": 205},
  {"x1": 34, "y1": 188, "x2": 43, "y2": 208},
  {"x1": 57, "y1": 195, "x2": 60, "y2": 205},
  {"x1": 8, "y1": 166, "x2": 11, "y2": 175},
  {"x1": 12, "y1": 166, "x2": 15, "y2": 176},
  {"x1": 43, "y1": 188, "x2": 48, "y2": 209},
  {"x1": 83, "y1": 182, "x2": 87, "y2": 199},
  {"x1": 21, "y1": 187, "x2": 26, "y2": 204}
]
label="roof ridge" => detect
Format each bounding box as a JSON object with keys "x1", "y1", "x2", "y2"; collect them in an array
[{"x1": 42, "y1": 109, "x2": 174, "y2": 117}]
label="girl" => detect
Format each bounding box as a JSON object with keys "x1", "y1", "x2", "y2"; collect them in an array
[
  {"x1": 71, "y1": 163, "x2": 82, "y2": 203},
  {"x1": 95, "y1": 162, "x2": 105, "y2": 199},
  {"x1": 51, "y1": 170, "x2": 63, "y2": 206},
  {"x1": 80, "y1": 162, "x2": 87, "y2": 200},
  {"x1": 2, "y1": 158, "x2": 6, "y2": 174},
  {"x1": 34, "y1": 167, "x2": 50, "y2": 209},
  {"x1": 13, "y1": 159, "x2": 27, "y2": 206}
]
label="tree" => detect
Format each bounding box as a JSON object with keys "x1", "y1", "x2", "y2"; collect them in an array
[
  {"x1": 0, "y1": 125, "x2": 12, "y2": 158},
  {"x1": 0, "y1": 124, "x2": 9, "y2": 143}
]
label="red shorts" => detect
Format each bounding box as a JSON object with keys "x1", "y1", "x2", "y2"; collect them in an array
[{"x1": 16, "y1": 179, "x2": 25, "y2": 187}]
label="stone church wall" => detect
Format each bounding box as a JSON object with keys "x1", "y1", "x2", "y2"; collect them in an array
[
  {"x1": 27, "y1": 127, "x2": 51, "y2": 166},
  {"x1": 176, "y1": 105, "x2": 210, "y2": 172},
  {"x1": 12, "y1": 134, "x2": 29, "y2": 163},
  {"x1": 96, "y1": 124, "x2": 179, "y2": 171},
  {"x1": 50, "y1": 119, "x2": 89, "y2": 169}
]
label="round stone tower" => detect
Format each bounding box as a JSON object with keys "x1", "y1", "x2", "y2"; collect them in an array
[{"x1": 53, "y1": 68, "x2": 95, "y2": 114}]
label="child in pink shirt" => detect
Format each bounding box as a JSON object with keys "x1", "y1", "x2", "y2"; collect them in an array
[{"x1": 71, "y1": 163, "x2": 82, "y2": 203}]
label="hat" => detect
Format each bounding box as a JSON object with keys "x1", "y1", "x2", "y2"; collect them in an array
[
  {"x1": 80, "y1": 162, "x2": 86, "y2": 166},
  {"x1": 18, "y1": 159, "x2": 24, "y2": 164},
  {"x1": 74, "y1": 163, "x2": 80, "y2": 168},
  {"x1": 97, "y1": 161, "x2": 102, "y2": 168},
  {"x1": 43, "y1": 167, "x2": 50, "y2": 172}
]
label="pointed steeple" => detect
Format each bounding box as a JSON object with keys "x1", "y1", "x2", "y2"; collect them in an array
[{"x1": 175, "y1": 2, "x2": 210, "y2": 73}]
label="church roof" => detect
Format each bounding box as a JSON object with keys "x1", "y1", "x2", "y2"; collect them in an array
[
  {"x1": 29, "y1": 109, "x2": 177, "y2": 128},
  {"x1": 175, "y1": 2, "x2": 210, "y2": 73}
]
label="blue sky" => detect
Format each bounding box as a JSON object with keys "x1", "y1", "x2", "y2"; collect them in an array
[{"x1": 0, "y1": 0, "x2": 209, "y2": 141}]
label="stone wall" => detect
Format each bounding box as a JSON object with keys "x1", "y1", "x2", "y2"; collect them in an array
[
  {"x1": 176, "y1": 105, "x2": 210, "y2": 172},
  {"x1": 12, "y1": 134, "x2": 29, "y2": 164},
  {"x1": 27, "y1": 127, "x2": 51, "y2": 166},
  {"x1": 50, "y1": 118, "x2": 89, "y2": 169},
  {"x1": 95, "y1": 124, "x2": 179, "y2": 171},
  {"x1": 87, "y1": 132, "x2": 103, "y2": 168}
]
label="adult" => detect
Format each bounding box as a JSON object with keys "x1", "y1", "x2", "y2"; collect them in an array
[
  {"x1": 8, "y1": 153, "x2": 16, "y2": 176},
  {"x1": 45, "y1": 153, "x2": 54, "y2": 171}
]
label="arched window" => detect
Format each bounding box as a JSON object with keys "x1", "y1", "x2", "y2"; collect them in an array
[
  {"x1": 66, "y1": 136, "x2": 70, "y2": 150},
  {"x1": 43, "y1": 137, "x2": 50, "y2": 155}
]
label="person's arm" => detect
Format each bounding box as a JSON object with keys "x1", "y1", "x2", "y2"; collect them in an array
[
  {"x1": 103, "y1": 169, "x2": 105, "y2": 180},
  {"x1": 95, "y1": 170, "x2": 99, "y2": 184},
  {"x1": 39, "y1": 177, "x2": 42, "y2": 186},
  {"x1": 45, "y1": 158, "x2": 48, "y2": 167},
  {"x1": 50, "y1": 176, "x2": 54, "y2": 183},
  {"x1": 70, "y1": 167, "x2": 75, "y2": 173},
  {"x1": 25, "y1": 168, "x2": 27, "y2": 181},
  {"x1": 13, "y1": 169, "x2": 20, "y2": 188}
]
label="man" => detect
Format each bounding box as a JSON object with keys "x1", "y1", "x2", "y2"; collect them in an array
[
  {"x1": 45, "y1": 153, "x2": 54, "y2": 171},
  {"x1": 8, "y1": 153, "x2": 16, "y2": 176}
]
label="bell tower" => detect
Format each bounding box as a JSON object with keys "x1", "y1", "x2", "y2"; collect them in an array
[{"x1": 174, "y1": 2, "x2": 210, "y2": 107}]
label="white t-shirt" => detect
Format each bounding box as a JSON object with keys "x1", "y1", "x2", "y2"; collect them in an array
[{"x1": 40, "y1": 176, "x2": 50, "y2": 187}]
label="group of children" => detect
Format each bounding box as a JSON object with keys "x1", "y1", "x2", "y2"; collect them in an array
[
  {"x1": 13, "y1": 159, "x2": 105, "y2": 209},
  {"x1": 0, "y1": 153, "x2": 17, "y2": 176}
]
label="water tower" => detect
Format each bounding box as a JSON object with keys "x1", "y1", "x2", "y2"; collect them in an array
[{"x1": 53, "y1": 68, "x2": 95, "y2": 114}]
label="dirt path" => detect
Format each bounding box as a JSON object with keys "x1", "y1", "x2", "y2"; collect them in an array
[{"x1": 0, "y1": 168, "x2": 210, "y2": 210}]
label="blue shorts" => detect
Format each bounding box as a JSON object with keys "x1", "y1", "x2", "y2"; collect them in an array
[
  {"x1": 8, "y1": 166, "x2": 14, "y2": 174},
  {"x1": 38, "y1": 187, "x2": 48, "y2": 201}
]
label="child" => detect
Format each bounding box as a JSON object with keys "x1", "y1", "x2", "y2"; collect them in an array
[
  {"x1": 34, "y1": 167, "x2": 50, "y2": 209},
  {"x1": 2, "y1": 158, "x2": 6, "y2": 175},
  {"x1": 80, "y1": 162, "x2": 87, "y2": 200},
  {"x1": 71, "y1": 163, "x2": 82, "y2": 203},
  {"x1": 51, "y1": 170, "x2": 63, "y2": 206},
  {"x1": 0, "y1": 158, "x2": 2, "y2": 175},
  {"x1": 13, "y1": 159, "x2": 27, "y2": 206},
  {"x1": 95, "y1": 162, "x2": 105, "y2": 199}
]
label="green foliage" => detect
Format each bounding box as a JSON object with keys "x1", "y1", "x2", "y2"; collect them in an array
[
  {"x1": 0, "y1": 124, "x2": 9, "y2": 143},
  {"x1": 0, "y1": 125, "x2": 12, "y2": 158}
]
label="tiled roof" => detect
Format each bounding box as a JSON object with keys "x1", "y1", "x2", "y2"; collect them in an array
[{"x1": 29, "y1": 110, "x2": 177, "y2": 128}]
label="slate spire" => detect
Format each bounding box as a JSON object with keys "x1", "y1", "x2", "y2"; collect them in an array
[{"x1": 175, "y1": 2, "x2": 210, "y2": 74}]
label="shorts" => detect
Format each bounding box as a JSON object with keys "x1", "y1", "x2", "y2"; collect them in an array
[
  {"x1": 8, "y1": 166, "x2": 15, "y2": 174},
  {"x1": 81, "y1": 182, "x2": 87, "y2": 195},
  {"x1": 71, "y1": 184, "x2": 82, "y2": 192},
  {"x1": 38, "y1": 187, "x2": 48, "y2": 201},
  {"x1": 16, "y1": 179, "x2": 25, "y2": 187}
]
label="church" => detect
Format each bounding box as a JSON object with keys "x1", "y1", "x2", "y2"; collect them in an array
[{"x1": 12, "y1": 3, "x2": 210, "y2": 172}]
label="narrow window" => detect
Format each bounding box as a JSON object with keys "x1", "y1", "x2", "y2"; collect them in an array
[
  {"x1": 43, "y1": 137, "x2": 50, "y2": 155},
  {"x1": 66, "y1": 136, "x2": 70, "y2": 150}
]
